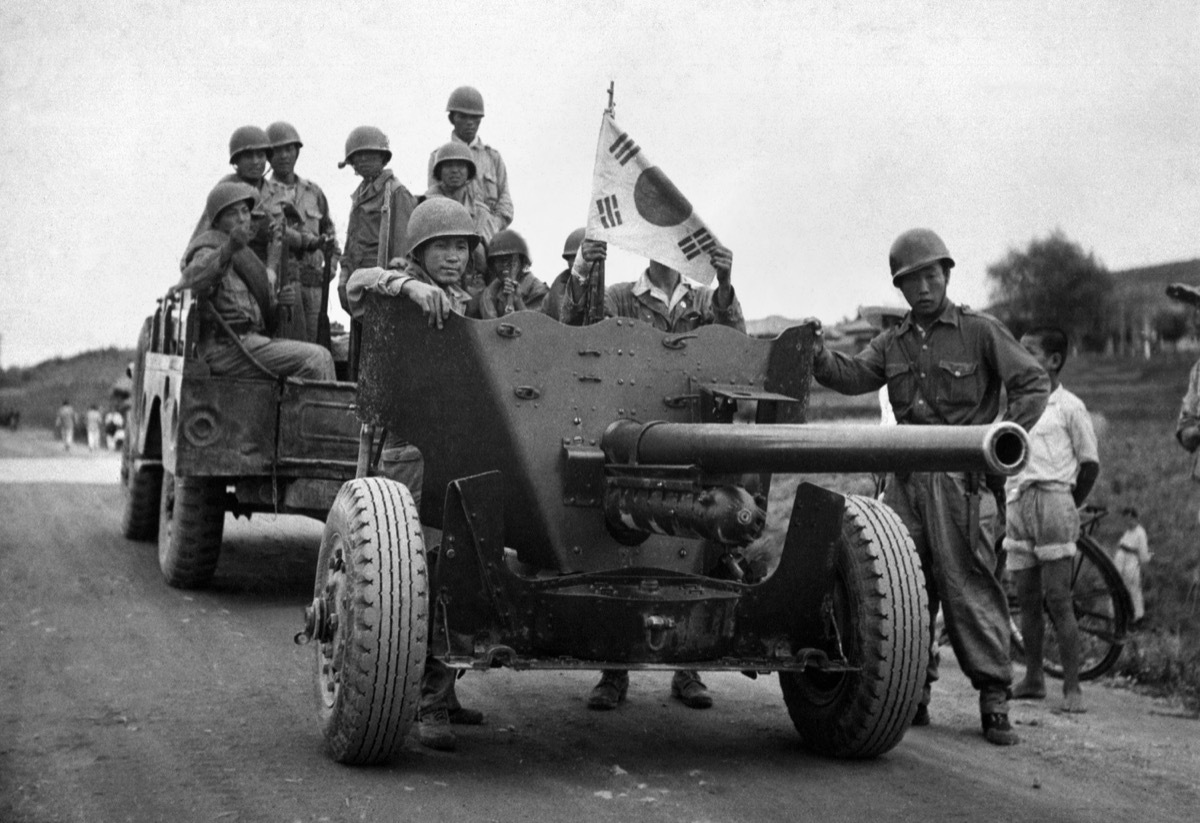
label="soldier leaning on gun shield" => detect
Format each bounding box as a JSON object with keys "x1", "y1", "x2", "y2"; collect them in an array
[
  {"x1": 801, "y1": 228, "x2": 1050, "y2": 747},
  {"x1": 345, "y1": 198, "x2": 495, "y2": 753}
]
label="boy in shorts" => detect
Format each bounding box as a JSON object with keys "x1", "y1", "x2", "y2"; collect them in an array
[{"x1": 1003, "y1": 327, "x2": 1099, "y2": 713}]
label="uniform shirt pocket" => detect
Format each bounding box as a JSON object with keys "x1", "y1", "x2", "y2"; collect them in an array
[{"x1": 936, "y1": 360, "x2": 980, "y2": 406}]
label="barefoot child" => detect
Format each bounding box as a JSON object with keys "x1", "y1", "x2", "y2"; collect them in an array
[{"x1": 1003, "y1": 327, "x2": 1100, "y2": 713}]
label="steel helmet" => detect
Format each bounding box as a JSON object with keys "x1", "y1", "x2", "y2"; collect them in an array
[
  {"x1": 228, "y1": 125, "x2": 272, "y2": 164},
  {"x1": 446, "y1": 85, "x2": 485, "y2": 116},
  {"x1": 405, "y1": 199, "x2": 481, "y2": 256},
  {"x1": 431, "y1": 142, "x2": 477, "y2": 180},
  {"x1": 487, "y1": 229, "x2": 530, "y2": 262},
  {"x1": 888, "y1": 228, "x2": 955, "y2": 284},
  {"x1": 205, "y1": 181, "x2": 259, "y2": 227},
  {"x1": 561, "y1": 227, "x2": 586, "y2": 262},
  {"x1": 266, "y1": 121, "x2": 303, "y2": 149},
  {"x1": 338, "y1": 125, "x2": 392, "y2": 169}
]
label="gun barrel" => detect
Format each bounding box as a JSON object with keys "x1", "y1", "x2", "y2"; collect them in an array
[{"x1": 602, "y1": 420, "x2": 1029, "y2": 477}]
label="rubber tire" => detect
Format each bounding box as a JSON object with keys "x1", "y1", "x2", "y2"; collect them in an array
[
  {"x1": 1009, "y1": 534, "x2": 1132, "y2": 681},
  {"x1": 780, "y1": 494, "x2": 929, "y2": 759},
  {"x1": 121, "y1": 456, "x2": 162, "y2": 541},
  {"x1": 157, "y1": 471, "x2": 225, "y2": 589},
  {"x1": 314, "y1": 477, "x2": 428, "y2": 766}
]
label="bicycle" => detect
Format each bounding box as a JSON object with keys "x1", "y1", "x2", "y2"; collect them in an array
[{"x1": 1007, "y1": 505, "x2": 1134, "y2": 680}]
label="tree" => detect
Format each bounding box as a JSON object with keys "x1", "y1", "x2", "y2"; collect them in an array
[{"x1": 986, "y1": 229, "x2": 1115, "y2": 351}]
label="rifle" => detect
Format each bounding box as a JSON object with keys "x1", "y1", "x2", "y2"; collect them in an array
[
  {"x1": 584, "y1": 257, "x2": 605, "y2": 325},
  {"x1": 317, "y1": 236, "x2": 333, "y2": 349},
  {"x1": 348, "y1": 179, "x2": 395, "y2": 382},
  {"x1": 273, "y1": 205, "x2": 309, "y2": 342}
]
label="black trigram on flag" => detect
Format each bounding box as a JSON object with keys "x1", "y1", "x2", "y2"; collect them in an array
[
  {"x1": 608, "y1": 132, "x2": 641, "y2": 166},
  {"x1": 596, "y1": 194, "x2": 623, "y2": 228},
  {"x1": 677, "y1": 227, "x2": 717, "y2": 260}
]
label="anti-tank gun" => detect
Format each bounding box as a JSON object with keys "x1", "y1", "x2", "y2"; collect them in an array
[{"x1": 299, "y1": 299, "x2": 1028, "y2": 765}]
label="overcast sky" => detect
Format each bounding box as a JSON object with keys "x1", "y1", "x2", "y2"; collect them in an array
[{"x1": 1, "y1": 0, "x2": 1197, "y2": 367}]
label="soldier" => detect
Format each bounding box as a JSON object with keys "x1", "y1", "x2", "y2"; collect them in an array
[
  {"x1": 266, "y1": 121, "x2": 339, "y2": 342},
  {"x1": 177, "y1": 181, "x2": 335, "y2": 381},
  {"x1": 559, "y1": 239, "x2": 742, "y2": 711},
  {"x1": 190, "y1": 126, "x2": 283, "y2": 265},
  {"x1": 804, "y1": 228, "x2": 1050, "y2": 746},
  {"x1": 542, "y1": 227, "x2": 585, "y2": 322},
  {"x1": 346, "y1": 199, "x2": 485, "y2": 751},
  {"x1": 559, "y1": 240, "x2": 743, "y2": 333},
  {"x1": 337, "y1": 126, "x2": 419, "y2": 314},
  {"x1": 427, "y1": 141, "x2": 495, "y2": 292},
  {"x1": 427, "y1": 86, "x2": 513, "y2": 239},
  {"x1": 468, "y1": 229, "x2": 549, "y2": 318}
]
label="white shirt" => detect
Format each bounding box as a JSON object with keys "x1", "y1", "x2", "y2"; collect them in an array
[{"x1": 1006, "y1": 384, "x2": 1099, "y2": 497}]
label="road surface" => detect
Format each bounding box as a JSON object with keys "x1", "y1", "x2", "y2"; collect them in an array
[{"x1": 1, "y1": 430, "x2": 1197, "y2": 822}]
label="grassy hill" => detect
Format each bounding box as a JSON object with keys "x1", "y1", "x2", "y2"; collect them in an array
[{"x1": 0, "y1": 347, "x2": 136, "y2": 431}]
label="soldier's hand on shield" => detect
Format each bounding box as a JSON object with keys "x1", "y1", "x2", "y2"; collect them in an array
[
  {"x1": 710, "y1": 245, "x2": 732, "y2": 285},
  {"x1": 580, "y1": 239, "x2": 607, "y2": 263},
  {"x1": 402, "y1": 280, "x2": 453, "y2": 329},
  {"x1": 800, "y1": 317, "x2": 825, "y2": 352}
]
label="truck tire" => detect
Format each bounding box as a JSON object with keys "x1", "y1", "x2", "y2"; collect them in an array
[
  {"x1": 120, "y1": 456, "x2": 161, "y2": 541},
  {"x1": 157, "y1": 471, "x2": 225, "y2": 589},
  {"x1": 314, "y1": 477, "x2": 428, "y2": 765},
  {"x1": 780, "y1": 494, "x2": 928, "y2": 758}
]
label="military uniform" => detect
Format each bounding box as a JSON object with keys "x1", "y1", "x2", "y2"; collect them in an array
[
  {"x1": 179, "y1": 228, "x2": 335, "y2": 381},
  {"x1": 812, "y1": 301, "x2": 1049, "y2": 716},
  {"x1": 339, "y1": 170, "x2": 419, "y2": 305},
  {"x1": 426, "y1": 135, "x2": 512, "y2": 238},
  {"x1": 271, "y1": 173, "x2": 339, "y2": 340},
  {"x1": 559, "y1": 268, "x2": 745, "y2": 333},
  {"x1": 189, "y1": 174, "x2": 284, "y2": 265}
]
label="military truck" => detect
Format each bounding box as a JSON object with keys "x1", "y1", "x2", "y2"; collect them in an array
[
  {"x1": 294, "y1": 298, "x2": 1029, "y2": 764},
  {"x1": 120, "y1": 289, "x2": 359, "y2": 589}
]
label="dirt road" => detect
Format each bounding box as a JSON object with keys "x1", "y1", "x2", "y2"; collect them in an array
[{"x1": 1, "y1": 430, "x2": 1197, "y2": 822}]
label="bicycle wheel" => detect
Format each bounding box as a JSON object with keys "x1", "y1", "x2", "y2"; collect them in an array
[{"x1": 1011, "y1": 535, "x2": 1132, "y2": 681}]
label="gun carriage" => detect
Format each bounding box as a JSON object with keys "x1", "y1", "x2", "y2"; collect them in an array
[{"x1": 296, "y1": 299, "x2": 1029, "y2": 764}]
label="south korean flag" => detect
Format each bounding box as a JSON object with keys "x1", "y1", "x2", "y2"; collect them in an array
[{"x1": 586, "y1": 112, "x2": 720, "y2": 285}]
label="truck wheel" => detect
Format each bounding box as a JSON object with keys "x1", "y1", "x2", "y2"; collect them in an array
[
  {"x1": 314, "y1": 477, "x2": 428, "y2": 765},
  {"x1": 780, "y1": 494, "x2": 928, "y2": 758},
  {"x1": 157, "y1": 471, "x2": 225, "y2": 589},
  {"x1": 120, "y1": 456, "x2": 161, "y2": 541}
]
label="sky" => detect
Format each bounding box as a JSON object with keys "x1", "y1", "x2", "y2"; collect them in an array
[{"x1": 1, "y1": 0, "x2": 1197, "y2": 367}]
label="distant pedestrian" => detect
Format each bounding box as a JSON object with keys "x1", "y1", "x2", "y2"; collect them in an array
[
  {"x1": 85, "y1": 405, "x2": 103, "y2": 451},
  {"x1": 104, "y1": 408, "x2": 124, "y2": 451},
  {"x1": 1115, "y1": 507, "x2": 1152, "y2": 623},
  {"x1": 56, "y1": 399, "x2": 76, "y2": 451},
  {"x1": 1004, "y1": 327, "x2": 1099, "y2": 714}
]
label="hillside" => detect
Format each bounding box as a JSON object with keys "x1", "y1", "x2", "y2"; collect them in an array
[{"x1": 0, "y1": 347, "x2": 136, "y2": 431}]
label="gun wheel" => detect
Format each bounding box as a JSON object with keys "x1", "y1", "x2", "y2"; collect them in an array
[
  {"x1": 157, "y1": 471, "x2": 225, "y2": 589},
  {"x1": 780, "y1": 494, "x2": 928, "y2": 758},
  {"x1": 314, "y1": 477, "x2": 428, "y2": 766}
]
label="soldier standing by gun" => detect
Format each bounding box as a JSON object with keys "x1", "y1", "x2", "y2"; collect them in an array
[
  {"x1": 266, "y1": 121, "x2": 339, "y2": 344},
  {"x1": 804, "y1": 228, "x2": 1049, "y2": 746},
  {"x1": 558, "y1": 239, "x2": 742, "y2": 711},
  {"x1": 542, "y1": 227, "x2": 586, "y2": 322}
]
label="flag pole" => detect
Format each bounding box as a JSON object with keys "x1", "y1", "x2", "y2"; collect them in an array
[{"x1": 586, "y1": 82, "x2": 614, "y2": 324}]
